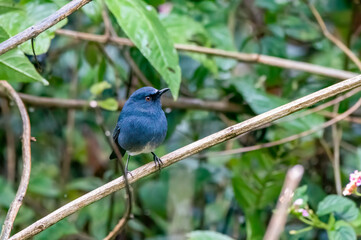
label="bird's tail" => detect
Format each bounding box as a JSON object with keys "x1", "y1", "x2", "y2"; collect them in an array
[{"x1": 109, "y1": 145, "x2": 126, "y2": 160}]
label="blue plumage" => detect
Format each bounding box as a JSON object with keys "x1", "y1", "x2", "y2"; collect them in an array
[{"x1": 110, "y1": 87, "x2": 169, "y2": 172}]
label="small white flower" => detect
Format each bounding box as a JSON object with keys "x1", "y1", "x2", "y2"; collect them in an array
[{"x1": 294, "y1": 198, "x2": 303, "y2": 206}]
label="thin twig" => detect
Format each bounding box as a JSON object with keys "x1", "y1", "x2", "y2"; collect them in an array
[
  {"x1": 55, "y1": 29, "x2": 358, "y2": 80},
  {"x1": 101, "y1": 4, "x2": 117, "y2": 38},
  {"x1": 332, "y1": 103, "x2": 342, "y2": 195},
  {"x1": 124, "y1": 49, "x2": 153, "y2": 87},
  {"x1": 93, "y1": 107, "x2": 132, "y2": 240},
  {"x1": 319, "y1": 110, "x2": 361, "y2": 124},
  {"x1": 0, "y1": 0, "x2": 92, "y2": 55},
  {"x1": 308, "y1": 2, "x2": 361, "y2": 195},
  {"x1": 0, "y1": 98, "x2": 16, "y2": 183},
  {"x1": 308, "y1": 3, "x2": 361, "y2": 70},
  {"x1": 9, "y1": 74, "x2": 361, "y2": 240},
  {"x1": 264, "y1": 165, "x2": 304, "y2": 240},
  {"x1": 207, "y1": 97, "x2": 361, "y2": 156},
  {"x1": 0, "y1": 81, "x2": 31, "y2": 240}
]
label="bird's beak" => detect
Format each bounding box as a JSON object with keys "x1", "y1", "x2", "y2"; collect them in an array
[{"x1": 157, "y1": 88, "x2": 170, "y2": 97}]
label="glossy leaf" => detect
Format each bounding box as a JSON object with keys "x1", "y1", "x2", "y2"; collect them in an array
[
  {"x1": 105, "y1": 0, "x2": 181, "y2": 98},
  {"x1": 0, "y1": 0, "x2": 67, "y2": 54},
  {"x1": 0, "y1": 26, "x2": 47, "y2": 84},
  {"x1": 90, "y1": 81, "x2": 112, "y2": 96},
  {"x1": 328, "y1": 221, "x2": 356, "y2": 240},
  {"x1": 98, "y1": 98, "x2": 119, "y2": 111},
  {"x1": 317, "y1": 195, "x2": 359, "y2": 221}
]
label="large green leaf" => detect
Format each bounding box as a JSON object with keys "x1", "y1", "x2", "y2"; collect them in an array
[
  {"x1": 105, "y1": 0, "x2": 181, "y2": 98},
  {"x1": 0, "y1": 0, "x2": 67, "y2": 55},
  {"x1": 328, "y1": 221, "x2": 356, "y2": 240},
  {"x1": 0, "y1": 26, "x2": 47, "y2": 84},
  {"x1": 162, "y1": 13, "x2": 217, "y2": 74},
  {"x1": 317, "y1": 195, "x2": 359, "y2": 222},
  {"x1": 0, "y1": 0, "x2": 22, "y2": 14}
]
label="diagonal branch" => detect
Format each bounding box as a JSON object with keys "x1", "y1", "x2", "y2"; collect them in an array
[
  {"x1": 0, "y1": 0, "x2": 92, "y2": 55},
  {"x1": 308, "y1": 3, "x2": 361, "y2": 70},
  {"x1": 0, "y1": 81, "x2": 32, "y2": 240},
  {"x1": 55, "y1": 29, "x2": 358, "y2": 80},
  {"x1": 9, "y1": 74, "x2": 361, "y2": 240}
]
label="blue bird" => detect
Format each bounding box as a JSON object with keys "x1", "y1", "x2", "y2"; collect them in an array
[{"x1": 109, "y1": 87, "x2": 169, "y2": 173}]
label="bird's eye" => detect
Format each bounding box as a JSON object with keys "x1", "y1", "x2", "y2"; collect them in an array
[{"x1": 145, "y1": 96, "x2": 151, "y2": 102}]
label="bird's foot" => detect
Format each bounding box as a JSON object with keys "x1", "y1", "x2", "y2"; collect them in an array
[
  {"x1": 152, "y1": 153, "x2": 163, "y2": 171},
  {"x1": 124, "y1": 170, "x2": 134, "y2": 178}
]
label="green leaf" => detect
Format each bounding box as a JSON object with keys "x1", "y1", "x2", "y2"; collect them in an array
[
  {"x1": 186, "y1": 230, "x2": 234, "y2": 240},
  {"x1": 0, "y1": 0, "x2": 67, "y2": 54},
  {"x1": 90, "y1": 81, "x2": 112, "y2": 96},
  {"x1": 98, "y1": 98, "x2": 119, "y2": 111},
  {"x1": 0, "y1": 0, "x2": 22, "y2": 14},
  {"x1": 105, "y1": 0, "x2": 181, "y2": 98},
  {"x1": 34, "y1": 219, "x2": 78, "y2": 240},
  {"x1": 162, "y1": 13, "x2": 217, "y2": 74},
  {"x1": 317, "y1": 195, "x2": 359, "y2": 222},
  {"x1": 328, "y1": 221, "x2": 356, "y2": 240},
  {"x1": 0, "y1": 26, "x2": 47, "y2": 84},
  {"x1": 244, "y1": 210, "x2": 265, "y2": 240}
]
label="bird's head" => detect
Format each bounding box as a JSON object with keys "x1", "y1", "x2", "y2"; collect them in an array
[{"x1": 125, "y1": 87, "x2": 170, "y2": 111}]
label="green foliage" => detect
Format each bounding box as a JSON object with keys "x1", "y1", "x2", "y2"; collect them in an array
[
  {"x1": 0, "y1": 26, "x2": 47, "y2": 84},
  {"x1": 105, "y1": 0, "x2": 181, "y2": 98},
  {"x1": 1, "y1": 0, "x2": 361, "y2": 239},
  {"x1": 317, "y1": 195, "x2": 359, "y2": 222},
  {"x1": 0, "y1": 0, "x2": 67, "y2": 54}
]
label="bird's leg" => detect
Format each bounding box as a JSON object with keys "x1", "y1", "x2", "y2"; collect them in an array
[
  {"x1": 151, "y1": 152, "x2": 163, "y2": 171},
  {"x1": 125, "y1": 155, "x2": 133, "y2": 178}
]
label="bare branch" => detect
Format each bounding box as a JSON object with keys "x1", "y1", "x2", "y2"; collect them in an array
[
  {"x1": 0, "y1": 0, "x2": 92, "y2": 55},
  {"x1": 332, "y1": 103, "x2": 342, "y2": 195},
  {"x1": 55, "y1": 29, "x2": 358, "y2": 80},
  {"x1": 0, "y1": 81, "x2": 31, "y2": 240},
  {"x1": 308, "y1": 3, "x2": 361, "y2": 70},
  {"x1": 0, "y1": 91, "x2": 242, "y2": 113},
  {"x1": 264, "y1": 165, "x2": 304, "y2": 240},
  {"x1": 319, "y1": 111, "x2": 361, "y2": 124},
  {"x1": 9, "y1": 74, "x2": 361, "y2": 240}
]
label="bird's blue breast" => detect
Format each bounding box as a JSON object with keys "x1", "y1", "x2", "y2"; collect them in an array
[{"x1": 116, "y1": 107, "x2": 167, "y2": 155}]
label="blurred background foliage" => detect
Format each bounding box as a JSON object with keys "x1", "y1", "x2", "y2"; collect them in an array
[{"x1": 1, "y1": 0, "x2": 361, "y2": 239}]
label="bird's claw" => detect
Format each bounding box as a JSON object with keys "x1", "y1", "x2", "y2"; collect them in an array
[
  {"x1": 124, "y1": 170, "x2": 134, "y2": 178},
  {"x1": 153, "y1": 155, "x2": 163, "y2": 171}
]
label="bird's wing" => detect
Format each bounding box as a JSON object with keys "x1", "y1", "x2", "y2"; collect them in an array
[{"x1": 109, "y1": 124, "x2": 126, "y2": 159}]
